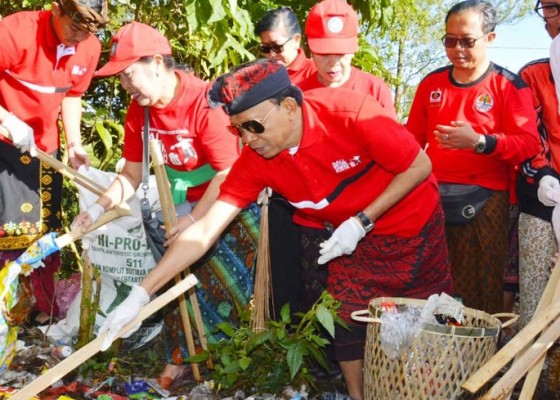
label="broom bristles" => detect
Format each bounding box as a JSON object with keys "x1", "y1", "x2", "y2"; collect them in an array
[{"x1": 251, "y1": 190, "x2": 272, "y2": 332}]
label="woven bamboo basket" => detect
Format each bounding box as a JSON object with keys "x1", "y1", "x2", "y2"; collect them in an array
[{"x1": 351, "y1": 297, "x2": 517, "y2": 400}]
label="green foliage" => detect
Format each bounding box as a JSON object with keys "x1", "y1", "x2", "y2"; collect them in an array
[{"x1": 188, "y1": 291, "x2": 346, "y2": 395}]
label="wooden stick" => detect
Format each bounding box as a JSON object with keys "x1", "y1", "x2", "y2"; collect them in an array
[
  {"x1": 482, "y1": 315, "x2": 560, "y2": 399},
  {"x1": 149, "y1": 139, "x2": 211, "y2": 378},
  {"x1": 56, "y1": 207, "x2": 131, "y2": 249},
  {"x1": 516, "y1": 258, "x2": 560, "y2": 399},
  {"x1": 462, "y1": 299, "x2": 560, "y2": 393},
  {"x1": 0, "y1": 124, "x2": 105, "y2": 197},
  {"x1": 10, "y1": 274, "x2": 199, "y2": 400}
]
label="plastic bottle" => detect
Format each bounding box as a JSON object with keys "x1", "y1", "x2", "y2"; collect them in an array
[{"x1": 52, "y1": 345, "x2": 74, "y2": 359}]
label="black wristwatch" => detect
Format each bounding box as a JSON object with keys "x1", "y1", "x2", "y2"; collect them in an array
[
  {"x1": 473, "y1": 135, "x2": 487, "y2": 154},
  {"x1": 356, "y1": 211, "x2": 374, "y2": 233}
]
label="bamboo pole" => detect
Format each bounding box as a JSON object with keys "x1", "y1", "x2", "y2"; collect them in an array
[
  {"x1": 10, "y1": 274, "x2": 198, "y2": 400},
  {"x1": 462, "y1": 299, "x2": 560, "y2": 393},
  {"x1": 149, "y1": 139, "x2": 211, "y2": 378}
]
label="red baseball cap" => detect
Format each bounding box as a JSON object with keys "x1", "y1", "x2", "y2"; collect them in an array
[
  {"x1": 304, "y1": 0, "x2": 359, "y2": 55},
  {"x1": 95, "y1": 22, "x2": 172, "y2": 77}
]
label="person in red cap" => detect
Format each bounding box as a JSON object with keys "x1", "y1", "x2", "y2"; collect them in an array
[
  {"x1": 73, "y1": 21, "x2": 260, "y2": 389},
  {"x1": 96, "y1": 59, "x2": 454, "y2": 400},
  {"x1": 406, "y1": 0, "x2": 540, "y2": 316},
  {"x1": 0, "y1": 0, "x2": 108, "y2": 321},
  {"x1": 299, "y1": 0, "x2": 396, "y2": 117}
]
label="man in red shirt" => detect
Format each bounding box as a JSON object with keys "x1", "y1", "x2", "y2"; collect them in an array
[
  {"x1": 0, "y1": 0, "x2": 107, "y2": 318},
  {"x1": 407, "y1": 0, "x2": 540, "y2": 315},
  {"x1": 517, "y1": 2, "x2": 560, "y2": 393},
  {"x1": 299, "y1": 0, "x2": 396, "y2": 117},
  {"x1": 94, "y1": 60, "x2": 453, "y2": 400}
]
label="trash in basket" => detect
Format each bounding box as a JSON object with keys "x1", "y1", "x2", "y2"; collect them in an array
[{"x1": 351, "y1": 296, "x2": 517, "y2": 400}]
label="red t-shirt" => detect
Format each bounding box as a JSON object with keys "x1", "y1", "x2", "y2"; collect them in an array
[
  {"x1": 406, "y1": 63, "x2": 540, "y2": 191},
  {"x1": 298, "y1": 66, "x2": 397, "y2": 118},
  {"x1": 519, "y1": 59, "x2": 560, "y2": 175},
  {"x1": 0, "y1": 10, "x2": 100, "y2": 152},
  {"x1": 287, "y1": 49, "x2": 316, "y2": 86},
  {"x1": 219, "y1": 87, "x2": 439, "y2": 236},
  {"x1": 123, "y1": 70, "x2": 239, "y2": 202}
]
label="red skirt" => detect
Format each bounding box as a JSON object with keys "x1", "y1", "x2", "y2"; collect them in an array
[{"x1": 328, "y1": 203, "x2": 454, "y2": 323}]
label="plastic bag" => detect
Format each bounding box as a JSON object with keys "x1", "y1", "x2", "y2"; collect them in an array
[{"x1": 380, "y1": 305, "x2": 422, "y2": 360}]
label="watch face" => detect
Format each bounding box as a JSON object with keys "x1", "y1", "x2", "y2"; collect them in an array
[{"x1": 474, "y1": 142, "x2": 485, "y2": 153}]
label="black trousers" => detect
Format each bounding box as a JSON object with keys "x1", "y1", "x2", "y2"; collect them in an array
[{"x1": 268, "y1": 193, "x2": 304, "y2": 317}]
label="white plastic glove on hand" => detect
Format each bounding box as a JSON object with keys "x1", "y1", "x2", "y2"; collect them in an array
[
  {"x1": 318, "y1": 217, "x2": 366, "y2": 265},
  {"x1": 538, "y1": 175, "x2": 560, "y2": 207},
  {"x1": 98, "y1": 285, "x2": 150, "y2": 351},
  {"x1": 2, "y1": 114, "x2": 36, "y2": 156}
]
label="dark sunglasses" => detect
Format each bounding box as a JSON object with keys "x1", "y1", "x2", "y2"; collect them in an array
[
  {"x1": 228, "y1": 104, "x2": 277, "y2": 137},
  {"x1": 259, "y1": 36, "x2": 293, "y2": 54},
  {"x1": 534, "y1": 3, "x2": 560, "y2": 19},
  {"x1": 441, "y1": 35, "x2": 485, "y2": 49}
]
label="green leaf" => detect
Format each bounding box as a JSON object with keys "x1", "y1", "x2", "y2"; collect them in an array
[
  {"x1": 239, "y1": 356, "x2": 251, "y2": 370},
  {"x1": 280, "y1": 303, "x2": 291, "y2": 322},
  {"x1": 207, "y1": 0, "x2": 227, "y2": 23},
  {"x1": 316, "y1": 304, "x2": 336, "y2": 338},
  {"x1": 286, "y1": 342, "x2": 304, "y2": 380}
]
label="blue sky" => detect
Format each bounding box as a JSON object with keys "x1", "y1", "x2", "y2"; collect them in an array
[{"x1": 488, "y1": 12, "x2": 550, "y2": 73}]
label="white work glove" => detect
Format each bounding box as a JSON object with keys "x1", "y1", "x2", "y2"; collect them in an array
[
  {"x1": 318, "y1": 217, "x2": 366, "y2": 265},
  {"x1": 98, "y1": 285, "x2": 150, "y2": 351},
  {"x1": 2, "y1": 114, "x2": 36, "y2": 156},
  {"x1": 538, "y1": 175, "x2": 560, "y2": 207}
]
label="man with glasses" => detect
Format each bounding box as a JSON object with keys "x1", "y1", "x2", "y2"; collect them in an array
[
  {"x1": 0, "y1": 0, "x2": 107, "y2": 320},
  {"x1": 407, "y1": 0, "x2": 540, "y2": 317},
  {"x1": 516, "y1": 0, "x2": 560, "y2": 394},
  {"x1": 97, "y1": 59, "x2": 454, "y2": 400},
  {"x1": 298, "y1": 0, "x2": 396, "y2": 117}
]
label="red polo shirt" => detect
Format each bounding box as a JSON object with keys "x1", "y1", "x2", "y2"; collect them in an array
[
  {"x1": 519, "y1": 59, "x2": 560, "y2": 175},
  {"x1": 0, "y1": 10, "x2": 100, "y2": 153},
  {"x1": 298, "y1": 66, "x2": 397, "y2": 118},
  {"x1": 406, "y1": 63, "x2": 540, "y2": 191},
  {"x1": 219, "y1": 87, "x2": 439, "y2": 236},
  {"x1": 123, "y1": 70, "x2": 240, "y2": 202},
  {"x1": 287, "y1": 49, "x2": 316, "y2": 86}
]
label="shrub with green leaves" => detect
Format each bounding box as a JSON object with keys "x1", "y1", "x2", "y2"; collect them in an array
[{"x1": 188, "y1": 291, "x2": 346, "y2": 395}]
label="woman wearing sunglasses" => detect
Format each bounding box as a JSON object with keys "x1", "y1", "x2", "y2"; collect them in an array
[
  {"x1": 98, "y1": 59, "x2": 454, "y2": 400},
  {"x1": 298, "y1": 0, "x2": 396, "y2": 118},
  {"x1": 406, "y1": 0, "x2": 540, "y2": 317},
  {"x1": 254, "y1": 7, "x2": 316, "y2": 86},
  {"x1": 72, "y1": 22, "x2": 260, "y2": 390}
]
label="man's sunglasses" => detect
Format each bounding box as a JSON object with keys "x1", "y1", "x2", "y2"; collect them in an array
[
  {"x1": 534, "y1": 3, "x2": 560, "y2": 19},
  {"x1": 259, "y1": 36, "x2": 293, "y2": 54},
  {"x1": 441, "y1": 35, "x2": 486, "y2": 49},
  {"x1": 228, "y1": 104, "x2": 277, "y2": 137}
]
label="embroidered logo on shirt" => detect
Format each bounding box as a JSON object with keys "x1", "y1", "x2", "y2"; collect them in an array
[
  {"x1": 474, "y1": 93, "x2": 494, "y2": 112},
  {"x1": 332, "y1": 155, "x2": 361, "y2": 173},
  {"x1": 430, "y1": 89, "x2": 442, "y2": 103},
  {"x1": 71, "y1": 65, "x2": 88, "y2": 76}
]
